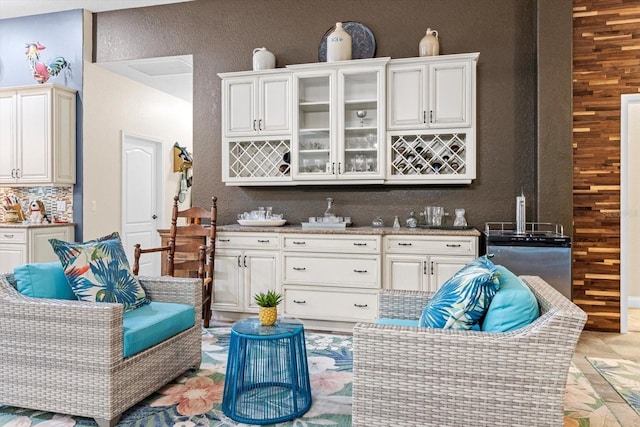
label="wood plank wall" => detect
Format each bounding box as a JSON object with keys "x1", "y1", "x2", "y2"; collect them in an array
[{"x1": 573, "y1": 0, "x2": 640, "y2": 331}]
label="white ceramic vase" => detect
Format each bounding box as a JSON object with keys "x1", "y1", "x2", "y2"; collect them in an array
[
  {"x1": 419, "y1": 28, "x2": 440, "y2": 57},
  {"x1": 326, "y1": 22, "x2": 352, "y2": 62},
  {"x1": 253, "y1": 47, "x2": 276, "y2": 70}
]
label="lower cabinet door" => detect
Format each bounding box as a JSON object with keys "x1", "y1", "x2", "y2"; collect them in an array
[
  {"x1": 283, "y1": 288, "x2": 377, "y2": 322},
  {"x1": 212, "y1": 251, "x2": 243, "y2": 311},
  {"x1": 429, "y1": 256, "x2": 474, "y2": 292},
  {"x1": 0, "y1": 244, "x2": 27, "y2": 272},
  {"x1": 244, "y1": 250, "x2": 280, "y2": 311},
  {"x1": 29, "y1": 226, "x2": 74, "y2": 262},
  {"x1": 385, "y1": 254, "x2": 427, "y2": 291}
]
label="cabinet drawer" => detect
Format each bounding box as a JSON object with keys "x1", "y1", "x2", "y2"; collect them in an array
[
  {"x1": 384, "y1": 235, "x2": 476, "y2": 255},
  {"x1": 283, "y1": 287, "x2": 377, "y2": 322},
  {"x1": 282, "y1": 234, "x2": 380, "y2": 253},
  {"x1": 283, "y1": 254, "x2": 380, "y2": 288},
  {"x1": 0, "y1": 229, "x2": 27, "y2": 244},
  {"x1": 216, "y1": 232, "x2": 280, "y2": 250}
]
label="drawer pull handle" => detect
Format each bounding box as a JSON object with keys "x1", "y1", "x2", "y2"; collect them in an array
[
  {"x1": 257, "y1": 239, "x2": 270, "y2": 243},
  {"x1": 398, "y1": 242, "x2": 413, "y2": 246},
  {"x1": 446, "y1": 244, "x2": 462, "y2": 247},
  {"x1": 354, "y1": 303, "x2": 368, "y2": 308},
  {"x1": 293, "y1": 267, "x2": 306, "y2": 271},
  {"x1": 293, "y1": 241, "x2": 306, "y2": 245},
  {"x1": 353, "y1": 269, "x2": 368, "y2": 273},
  {"x1": 353, "y1": 242, "x2": 367, "y2": 246},
  {"x1": 293, "y1": 300, "x2": 306, "y2": 304},
  {"x1": 219, "y1": 238, "x2": 230, "y2": 242},
  {"x1": 4, "y1": 234, "x2": 14, "y2": 238}
]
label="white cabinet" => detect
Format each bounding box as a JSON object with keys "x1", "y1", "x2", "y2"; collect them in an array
[
  {"x1": 0, "y1": 85, "x2": 76, "y2": 186},
  {"x1": 281, "y1": 233, "x2": 381, "y2": 322},
  {"x1": 386, "y1": 53, "x2": 478, "y2": 184},
  {"x1": 289, "y1": 58, "x2": 389, "y2": 183},
  {"x1": 212, "y1": 232, "x2": 280, "y2": 313},
  {"x1": 0, "y1": 225, "x2": 74, "y2": 273},
  {"x1": 219, "y1": 70, "x2": 292, "y2": 185},
  {"x1": 387, "y1": 54, "x2": 476, "y2": 130},
  {"x1": 383, "y1": 235, "x2": 478, "y2": 292},
  {"x1": 221, "y1": 72, "x2": 291, "y2": 137}
]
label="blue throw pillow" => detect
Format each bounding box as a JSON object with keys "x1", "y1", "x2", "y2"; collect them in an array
[
  {"x1": 481, "y1": 265, "x2": 540, "y2": 332},
  {"x1": 419, "y1": 256, "x2": 500, "y2": 329},
  {"x1": 49, "y1": 232, "x2": 150, "y2": 312},
  {"x1": 14, "y1": 262, "x2": 77, "y2": 300}
]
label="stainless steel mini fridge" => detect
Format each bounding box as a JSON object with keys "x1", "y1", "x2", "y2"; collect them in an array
[{"x1": 485, "y1": 222, "x2": 572, "y2": 300}]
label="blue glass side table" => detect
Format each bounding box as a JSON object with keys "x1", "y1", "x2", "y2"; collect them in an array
[{"x1": 222, "y1": 317, "x2": 312, "y2": 424}]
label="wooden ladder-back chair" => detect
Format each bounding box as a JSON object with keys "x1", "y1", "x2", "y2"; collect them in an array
[{"x1": 133, "y1": 195, "x2": 217, "y2": 327}]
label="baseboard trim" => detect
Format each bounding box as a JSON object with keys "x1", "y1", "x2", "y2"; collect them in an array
[{"x1": 629, "y1": 296, "x2": 640, "y2": 309}]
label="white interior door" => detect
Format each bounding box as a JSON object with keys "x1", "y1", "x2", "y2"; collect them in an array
[
  {"x1": 621, "y1": 94, "x2": 640, "y2": 333},
  {"x1": 122, "y1": 132, "x2": 163, "y2": 275}
]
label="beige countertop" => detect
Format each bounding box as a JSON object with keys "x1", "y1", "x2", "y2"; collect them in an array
[
  {"x1": 217, "y1": 224, "x2": 481, "y2": 237},
  {"x1": 0, "y1": 222, "x2": 74, "y2": 229}
]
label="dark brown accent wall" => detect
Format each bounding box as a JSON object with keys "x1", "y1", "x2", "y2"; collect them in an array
[
  {"x1": 572, "y1": 0, "x2": 640, "y2": 332},
  {"x1": 94, "y1": 0, "x2": 569, "y2": 226},
  {"x1": 93, "y1": 0, "x2": 579, "y2": 318}
]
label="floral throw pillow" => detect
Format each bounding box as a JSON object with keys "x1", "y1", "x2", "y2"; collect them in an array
[
  {"x1": 419, "y1": 256, "x2": 500, "y2": 329},
  {"x1": 49, "y1": 232, "x2": 150, "y2": 312}
]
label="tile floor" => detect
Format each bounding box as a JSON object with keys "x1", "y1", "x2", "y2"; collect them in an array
[{"x1": 572, "y1": 308, "x2": 640, "y2": 426}]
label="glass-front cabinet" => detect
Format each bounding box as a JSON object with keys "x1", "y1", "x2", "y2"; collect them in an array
[{"x1": 289, "y1": 58, "x2": 389, "y2": 183}]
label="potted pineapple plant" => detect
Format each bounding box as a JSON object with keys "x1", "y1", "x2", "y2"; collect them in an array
[{"x1": 254, "y1": 290, "x2": 282, "y2": 326}]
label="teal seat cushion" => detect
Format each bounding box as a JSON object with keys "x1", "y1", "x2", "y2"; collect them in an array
[
  {"x1": 419, "y1": 255, "x2": 500, "y2": 329},
  {"x1": 481, "y1": 265, "x2": 540, "y2": 332},
  {"x1": 122, "y1": 301, "x2": 195, "y2": 357},
  {"x1": 13, "y1": 262, "x2": 77, "y2": 300},
  {"x1": 375, "y1": 318, "x2": 420, "y2": 327}
]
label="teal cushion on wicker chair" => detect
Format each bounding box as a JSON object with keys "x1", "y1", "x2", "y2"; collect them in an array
[
  {"x1": 419, "y1": 256, "x2": 500, "y2": 329},
  {"x1": 122, "y1": 301, "x2": 195, "y2": 357},
  {"x1": 14, "y1": 262, "x2": 77, "y2": 300},
  {"x1": 481, "y1": 265, "x2": 540, "y2": 332}
]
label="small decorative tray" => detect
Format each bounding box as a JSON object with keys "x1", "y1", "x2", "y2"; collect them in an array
[{"x1": 238, "y1": 219, "x2": 287, "y2": 227}]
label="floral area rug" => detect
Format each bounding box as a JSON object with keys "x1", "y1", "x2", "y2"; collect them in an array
[
  {"x1": 588, "y1": 357, "x2": 640, "y2": 416},
  {"x1": 0, "y1": 326, "x2": 622, "y2": 427}
]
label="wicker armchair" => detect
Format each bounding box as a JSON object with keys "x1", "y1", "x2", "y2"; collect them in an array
[
  {"x1": 0, "y1": 273, "x2": 203, "y2": 427},
  {"x1": 352, "y1": 275, "x2": 587, "y2": 427}
]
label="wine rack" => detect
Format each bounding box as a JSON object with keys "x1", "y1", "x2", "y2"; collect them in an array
[
  {"x1": 227, "y1": 139, "x2": 291, "y2": 178},
  {"x1": 389, "y1": 133, "x2": 467, "y2": 176}
]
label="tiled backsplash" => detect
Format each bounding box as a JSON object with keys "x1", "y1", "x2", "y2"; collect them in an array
[{"x1": 0, "y1": 186, "x2": 73, "y2": 222}]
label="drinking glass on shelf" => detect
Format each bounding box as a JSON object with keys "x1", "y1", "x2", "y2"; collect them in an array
[{"x1": 356, "y1": 110, "x2": 367, "y2": 127}]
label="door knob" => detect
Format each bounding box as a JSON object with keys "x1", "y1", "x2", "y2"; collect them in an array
[{"x1": 152, "y1": 214, "x2": 158, "y2": 219}]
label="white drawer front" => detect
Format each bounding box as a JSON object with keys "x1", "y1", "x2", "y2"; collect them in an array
[
  {"x1": 283, "y1": 254, "x2": 380, "y2": 288},
  {"x1": 0, "y1": 229, "x2": 27, "y2": 244},
  {"x1": 284, "y1": 288, "x2": 377, "y2": 321},
  {"x1": 384, "y1": 236, "x2": 476, "y2": 255},
  {"x1": 216, "y1": 232, "x2": 280, "y2": 250},
  {"x1": 283, "y1": 234, "x2": 380, "y2": 253}
]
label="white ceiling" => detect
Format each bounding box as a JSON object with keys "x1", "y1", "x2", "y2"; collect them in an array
[{"x1": 0, "y1": 0, "x2": 194, "y2": 102}]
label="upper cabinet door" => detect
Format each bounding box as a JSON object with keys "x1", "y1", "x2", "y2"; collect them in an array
[
  {"x1": 387, "y1": 65, "x2": 427, "y2": 129},
  {"x1": 17, "y1": 89, "x2": 51, "y2": 183},
  {"x1": 223, "y1": 77, "x2": 257, "y2": 136},
  {"x1": 259, "y1": 75, "x2": 291, "y2": 135},
  {"x1": 429, "y1": 61, "x2": 471, "y2": 128},
  {"x1": 0, "y1": 92, "x2": 16, "y2": 182}
]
